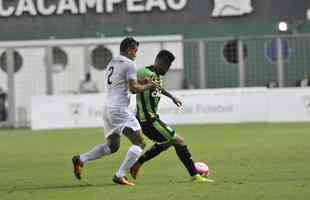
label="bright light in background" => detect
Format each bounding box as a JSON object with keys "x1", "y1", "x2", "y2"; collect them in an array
[
  {"x1": 307, "y1": 9, "x2": 310, "y2": 20},
  {"x1": 278, "y1": 21, "x2": 288, "y2": 32}
]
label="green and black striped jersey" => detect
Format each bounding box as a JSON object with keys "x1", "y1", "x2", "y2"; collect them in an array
[{"x1": 136, "y1": 66, "x2": 163, "y2": 122}]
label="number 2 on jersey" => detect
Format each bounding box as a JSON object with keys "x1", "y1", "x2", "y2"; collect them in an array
[{"x1": 107, "y1": 66, "x2": 114, "y2": 85}]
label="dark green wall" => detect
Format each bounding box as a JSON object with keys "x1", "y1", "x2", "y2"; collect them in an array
[{"x1": 0, "y1": 0, "x2": 309, "y2": 40}]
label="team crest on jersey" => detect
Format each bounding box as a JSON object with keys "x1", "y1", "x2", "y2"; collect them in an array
[{"x1": 152, "y1": 89, "x2": 161, "y2": 98}]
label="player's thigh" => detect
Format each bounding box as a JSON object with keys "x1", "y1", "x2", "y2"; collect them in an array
[
  {"x1": 103, "y1": 107, "x2": 118, "y2": 135},
  {"x1": 104, "y1": 107, "x2": 140, "y2": 137},
  {"x1": 140, "y1": 121, "x2": 167, "y2": 143},
  {"x1": 141, "y1": 119, "x2": 175, "y2": 143},
  {"x1": 117, "y1": 108, "x2": 141, "y2": 132}
]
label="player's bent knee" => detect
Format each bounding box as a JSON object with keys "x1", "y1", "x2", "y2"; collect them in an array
[
  {"x1": 130, "y1": 135, "x2": 146, "y2": 149},
  {"x1": 173, "y1": 135, "x2": 185, "y2": 146},
  {"x1": 123, "y1": 127, "x2": 146, "y2": 149},
  {"x1": 109, "y1": 142, "x2": 120, "y2": 153}
]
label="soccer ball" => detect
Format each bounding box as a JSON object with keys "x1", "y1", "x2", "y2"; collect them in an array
[{"x1": 195, "y1": 162, "x2": 209, "y2": 177}]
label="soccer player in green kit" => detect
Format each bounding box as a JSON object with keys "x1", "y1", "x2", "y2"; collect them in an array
[{"x1": 130, "y1": 50, "x2": 214, "y2": 183}]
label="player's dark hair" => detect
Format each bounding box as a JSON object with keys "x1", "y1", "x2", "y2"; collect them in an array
[
  {"x1": 120, "y1": 37, "x2": 139, "y2": 53},
  {"x1": 156, "y1": 50, "x2": 175, "y2": 64}
]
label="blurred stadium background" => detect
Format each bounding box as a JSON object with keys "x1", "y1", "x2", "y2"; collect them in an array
[
  {"x1": 0, "y1": 0, "x2": 310, "y2": 127},
  {"x1": 1, "y1": 1, "x2": 310, "y2": 199}
]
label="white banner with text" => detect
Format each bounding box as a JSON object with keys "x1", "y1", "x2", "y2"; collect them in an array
[{"x1": 31, "y1": 87, "x2": 310, "y2": 130}]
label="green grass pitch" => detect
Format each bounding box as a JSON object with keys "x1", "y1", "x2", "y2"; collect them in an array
[{"x1": 0, "y1": 123, "x2": 309, "y2": 200}]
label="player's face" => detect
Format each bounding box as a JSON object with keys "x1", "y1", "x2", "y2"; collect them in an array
[
  {"x1": 127, "y1": 46, "x2": 138, "y2": 61},
  {"x1": 158, "y1": 63, "x2": 171, "y2": 75}
]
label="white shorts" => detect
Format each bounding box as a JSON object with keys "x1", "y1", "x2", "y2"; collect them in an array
[{"x1": 103, "y1": 106, "x2": 141, "y2": 138}]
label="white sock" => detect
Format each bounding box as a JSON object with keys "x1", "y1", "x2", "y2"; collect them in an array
[
  {"x1": 80, "y1": 144, "x2": 111, "y2": 163},
  {"x1": 116, "y1": 145, "x2": 143, "y2": 178}
]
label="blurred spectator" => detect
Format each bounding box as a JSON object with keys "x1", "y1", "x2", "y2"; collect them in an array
[
  {"x1": 0, "y1": 87, "x2": 7, "y2": 122},
  {"x1": 79, "y1": 73, "x2": 99, "y2": 94},
  {"x1": 299, "y1": 73, "x2": 310, "y2": 87},
  {"x1": 182, "y1": 78, "x2": 195, "y2": 89},
  {"x1": 296, "y1": 73, "x2": 310, "y2": 87},
  {"x1": 266, "y1": 80, "x2": 278, "y2": 88}
]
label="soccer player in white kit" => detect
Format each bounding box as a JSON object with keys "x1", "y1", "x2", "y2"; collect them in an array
[{"x1": 72, "y1": 37, "x2": 155, "y2": 186}]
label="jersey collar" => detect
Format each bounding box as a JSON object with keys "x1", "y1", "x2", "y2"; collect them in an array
[{"x1": 147, "y1": 65, "x2": 160, "y2": 76}]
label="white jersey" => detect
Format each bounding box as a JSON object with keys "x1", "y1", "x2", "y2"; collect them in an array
[{"x1": 104, "y1": 55, "x2": 137, "y2": 108}]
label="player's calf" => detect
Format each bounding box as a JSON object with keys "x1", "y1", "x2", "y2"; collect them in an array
[
  {"x1": 174, "y1": 144, "x2": 197, "y2": 177},
  {"x1": 130, "y1": 142, "x2": 172, "y2": 179},
  {"x1": 115, "y1": 129, "x2": 144, "y2": 183}
]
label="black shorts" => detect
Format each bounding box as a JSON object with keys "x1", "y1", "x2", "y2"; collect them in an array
[{"x1": 139, "y1": 118, "x2": 176, "y2": 143}]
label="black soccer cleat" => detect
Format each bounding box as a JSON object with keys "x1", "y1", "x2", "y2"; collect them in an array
[{"x1": 72, "y1": 155, "x2": 84, "y2": 180}]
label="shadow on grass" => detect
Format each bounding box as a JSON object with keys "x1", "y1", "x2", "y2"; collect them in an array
[
  {"x1": 2, "y1": 182, "x2": 116, "y2": 194},
  {"x1": 1, "y1": 178, "x2": 220, "y2": 194}
]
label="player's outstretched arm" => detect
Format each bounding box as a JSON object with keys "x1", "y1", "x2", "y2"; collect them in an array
[
  {"x1": 128, "y1": 79, "x2": 154, "y2": 94},
  {"x1": 162, "y1": 88, "x2": 182, "y2": 107}
]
